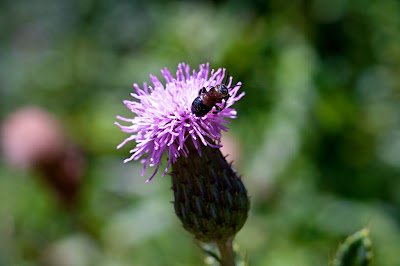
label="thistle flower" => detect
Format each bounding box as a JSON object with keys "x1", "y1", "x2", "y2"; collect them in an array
[
  {"x1": 116, "y1": 63, "x2": 249, "y2": 265},
  {"x1": 115, "y1": 63, "x2": 244, "y2": 182}
]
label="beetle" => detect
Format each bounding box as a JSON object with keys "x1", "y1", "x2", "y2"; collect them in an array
[{"x1": 191, "y1": 74, "x2": 235, "y2": 117}]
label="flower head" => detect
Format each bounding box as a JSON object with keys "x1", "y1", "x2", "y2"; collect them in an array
[{"x1": 115, "y1": 63, "x2": 244, "y2": 182}]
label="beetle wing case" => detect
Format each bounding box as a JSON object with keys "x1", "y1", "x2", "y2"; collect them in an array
[{"x1": 191, "y1": 97, "x2": 211, "y2": 117}]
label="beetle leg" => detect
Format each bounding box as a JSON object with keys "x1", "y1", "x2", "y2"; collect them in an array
[
  {"x1": 221, "y1": 94, "x2": 230, "y2": 109},
  {"x1": 198, "y1": 87, "x2": 207, "y2": 95},
  {"x1": 212, "y1": 105, "x2": 222, "y2": 114},
  {"x1": 224, "y1": 71, "x2": 229, "y2": 85}
]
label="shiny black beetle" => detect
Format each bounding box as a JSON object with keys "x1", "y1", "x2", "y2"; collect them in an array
[{"x1": 191, "y1": 74, "x2": 234, "y2": 117}]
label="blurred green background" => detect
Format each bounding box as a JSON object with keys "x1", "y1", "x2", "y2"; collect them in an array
[{"x1": 1, "y1": 0, "x2": 400, "y2": 265}]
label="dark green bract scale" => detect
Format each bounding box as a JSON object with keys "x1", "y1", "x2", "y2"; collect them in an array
[{"x1": 171, "y1": 141, "x2": 250, "y2": 243}]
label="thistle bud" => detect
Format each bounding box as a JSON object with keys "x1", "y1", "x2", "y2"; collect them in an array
[
  {"x1": 171, "y1": 141, "x2": 250, "y2": 243},
  {"x1": 332, "y1": 228, "x2": 373, "y2": 266}
]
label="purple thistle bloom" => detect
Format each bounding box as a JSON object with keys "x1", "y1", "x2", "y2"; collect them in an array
[{"x1": 115, "y1": 63, "x2": 245, "y2": 182}]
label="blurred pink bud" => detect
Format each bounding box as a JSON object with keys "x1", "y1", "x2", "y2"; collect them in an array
[
  {"x1": 1, "y1": 106, "x2": 85, "y2": 206},
  {"x1": 1, "y1": 106, "x2": 64, "y2": 169}
]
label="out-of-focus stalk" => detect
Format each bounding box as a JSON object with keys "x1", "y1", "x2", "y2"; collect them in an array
[{"x1": 217, "y1": 238, "x2": 235, "y2": 266}]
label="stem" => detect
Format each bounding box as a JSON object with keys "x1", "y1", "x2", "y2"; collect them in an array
[{"x1": 217, "y1": 238, "x2": 235, "y2": 266}]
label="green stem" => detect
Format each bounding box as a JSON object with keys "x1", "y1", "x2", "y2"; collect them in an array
[{"x1": 217, "y1": 238, "x2": 235, "y2": 266}]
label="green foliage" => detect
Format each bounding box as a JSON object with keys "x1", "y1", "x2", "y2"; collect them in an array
[{"x1": 1, "y1": 0, "x2": 400, "y2": 265}]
